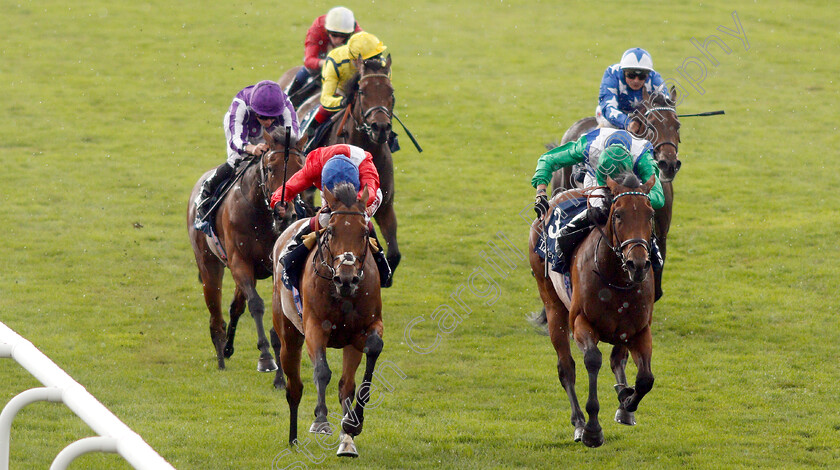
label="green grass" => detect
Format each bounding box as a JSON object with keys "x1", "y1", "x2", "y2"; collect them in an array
[{"x1": 2, "y1": 0, "x2": 840, "y2": 468}]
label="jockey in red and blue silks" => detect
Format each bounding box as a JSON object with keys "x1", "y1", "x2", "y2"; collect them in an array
[
  {"x1": 596, "y1": 48, "x2": 669, "y2": 134},
  {"x1": 271, "y1": 144, "x2": 391, "y2": 288}
]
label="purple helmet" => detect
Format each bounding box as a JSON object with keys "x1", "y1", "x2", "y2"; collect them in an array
[
  {"x1": 250, "y1": 80, "x2": 288, "y2": 117},
  {"x1": 321, "y1": 155, "x2": 360, "y2": 192}
]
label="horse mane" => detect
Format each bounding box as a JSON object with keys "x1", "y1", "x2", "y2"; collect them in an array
[
  {"x1": 332, "y1": 182, "x2": 359, "y2": 208},
  {"x1": 267, "y1": 125, "x2": 297, "y2": 146},
  {"x1": 612, "y1": 171, "x2": 642, "y2": 189},
  {"x1": 649, "y1": 89, "x2": 675, "y2": 107}
]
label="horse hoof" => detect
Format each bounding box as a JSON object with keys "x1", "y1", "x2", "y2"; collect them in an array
[
  {"x1": 309, "y1": 421, "x2": 333, "y2": 435},
  {"x1": 257, "y1": 358, "x2": 278, "y2": 373},
  {"x1": 336, "y1": 432, "x2": 358, "y2": 458},
  {"x1": 615, "y1": 408, "x2": 636, "y2": 426},
  {"x1": 573, "y1": 426, "x2": 584, "y2": 442},
  {"x1": 582, "y1": 429, "x2": 604, "y2": 448}
]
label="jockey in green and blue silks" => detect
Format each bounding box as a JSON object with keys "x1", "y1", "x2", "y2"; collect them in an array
[
  {"x1": 596, "y1": 48, "x2": 669, "y2": 131},
  {"x1": 531, "y1": 128, "x2": 664, "y2": 269}
]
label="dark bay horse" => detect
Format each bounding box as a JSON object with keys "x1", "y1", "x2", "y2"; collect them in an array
[
  {"x1": 529, "y1": 172, "x2": 658, "y2": 447},
  {"x1": 187, "y1": 128, "x2": 307, "y2": 371},
  {"x1": 271, "y1": 183, "x2": 383, "y2": 458},
  {"x1": 321, "y1": 55, "x2": 401, "y2": 278}
]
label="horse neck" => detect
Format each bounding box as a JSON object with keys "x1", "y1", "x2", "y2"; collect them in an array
[{"x1": 237, "y1": 161, "x2": 269, "y2": 212}]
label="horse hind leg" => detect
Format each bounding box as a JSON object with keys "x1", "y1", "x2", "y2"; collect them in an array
[
  {"x1": 279, "y1": 321, "x2": 305, "y2": 445},
  {"x1": 270, "y1": 327, "x2": 286, "y2": 390},
  {"x1": 228, "y1": 263, "x2": 278, "y2": 372},
  {"x1": 546, "y1": 302, "x2": 585, "y2": 442},
  {"x1": 224, "y1": 286, "x2": 247, "y2": 359},
  {"x1": 610, "y1": 344, "x2": 636, "y2": 425},
  {"x1": 198, "y1": 261, "x2": 227, "y2": 370}
]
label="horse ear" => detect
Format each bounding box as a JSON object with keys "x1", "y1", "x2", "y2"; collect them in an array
[
  {"x1": 643, "y1": 175, "x2": 656, "y2": 193},
  {"x1": 358, "y1": 186, "x2": 369, "y2": 205},
  {"x1": 354, "y1": 55, "x2": 364, "y2": 72},
  {"x1": 606, "y1": 176, "x2": 618, "y2": 192},
  {"x1": 385, "y1": 54, "x2": 392, "y2": 70},
  {"x1": 669, "y1": 85, "x2": 678, "y2": 103},
  {"x1": 263, "y1": 130, "x2": 275, "y2": 146},
  {"x1": 323, "y1": 186, "x2": 337, "y2": 209},
  {"x1": 641, "y1": 86, "x2": 650, "y2": 104}
]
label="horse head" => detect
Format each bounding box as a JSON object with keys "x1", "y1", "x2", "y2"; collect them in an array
[
  {"x1": 606, "y1": 173, "x2": 656, "y2": 283},
  {"x1": 262, "y1": 127, "x2": 308, "y2": 231},
  {"x1": 633, "y1": 87, "x2": 681, "y2": 182},
  {"x1": 321, "y1": 183, "x2": 371, "y2": 297},
  {"x1": 350, "y1": 54, "x2": 394, "y2": 145}
]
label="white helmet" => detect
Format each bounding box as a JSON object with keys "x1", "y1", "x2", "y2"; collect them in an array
[
  {"x1": 619, "y1": 48, "x2": 654, "y2": 72},
  {"x1": 325, "y1": 6, "x2": 355, "y2": 34}
]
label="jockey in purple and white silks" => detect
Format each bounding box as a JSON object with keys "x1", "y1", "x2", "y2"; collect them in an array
[
  {"x1": 595, "y1": 48, "x2": 669, "y2": 133},
  {"x1": 194, "y1": 80, "x2": 299, "y2": 234}
]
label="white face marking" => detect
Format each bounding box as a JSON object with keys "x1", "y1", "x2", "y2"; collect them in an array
[{"x1": 345, "y1": 221, "x2": 351, "y2": 226}]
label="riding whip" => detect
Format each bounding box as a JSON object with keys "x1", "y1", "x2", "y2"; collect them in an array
[
  {"x1": 677, "y1": 110, "x2": 725, "y2": 117},
  {"x1": 280, "y1": 126, "x2": 291, "y2": 206},
  {"x1": 392, "y1": 112, "x2": 423, "y2": 153}
]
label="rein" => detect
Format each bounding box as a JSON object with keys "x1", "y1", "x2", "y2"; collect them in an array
[
  {"x1": 312, "y1": 210, "x2": 370, "y2": 283},
  {"x1": 591, "y1": 190, "x2": 652, "y2": 288}
]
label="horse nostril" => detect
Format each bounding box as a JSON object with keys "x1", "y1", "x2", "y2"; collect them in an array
[
  {"x1": 625, "y1": 260, "x2": 636, "y2": 272},
  {"x1": 333, "y1": 276, "x2": 341, "y2": 285},
  {"x1": 351, "y1": 275, "x2": 360, "y2": 285},
  {"x1": 384, "y1": 123, "x2": 392, "y2": 133},
  {"x1": 657, "y1": 160, "x2": 667, "y2": 170},
  {"x1": 675, "y1": 160, "x2": 682, "y2": 171},
  {"x1": 643, "y1": 261, "x2": 651, "y2": 272}
]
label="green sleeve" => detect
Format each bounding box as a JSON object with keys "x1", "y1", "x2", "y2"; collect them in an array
[
  {"x1": 635, "y1": 151, "x2": 665, "y2": 210},
  {"x1": 530, "y1": 136, "x2": 587, "y2": 188}
]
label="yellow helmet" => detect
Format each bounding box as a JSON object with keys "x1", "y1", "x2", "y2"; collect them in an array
[{"x1": 347, "y1": 32, "x2": 387, "y2": 60}]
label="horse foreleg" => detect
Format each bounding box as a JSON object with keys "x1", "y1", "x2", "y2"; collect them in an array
[
  {"x1": 343, "y1": 330, "x2": 383, "y2": 437},
  {"x1": 373, "y1": 202, "x2": 401, "y2": 274},
  {"x1": 574, "y1": 316, "x2": 604, "y2": 448},
  {"x1": 224, "y1": 286, "x2": 247, "y2": 359},
  {"x1": 610, "y1": 345, "x2": 636, "y2": 425},
  {"x1": 279, "y1": 318, "x2": 305, "y2": 445},
  {"x1": 228, "y1": 260, "x2": 277, "y2": 372},
  {"x1": 199, "y1": 261, "x2": 227, "y2": 370},
  {"x1": 305, "y1": 332, "x2": 333, "y2": 436},
  {"x1": 624, "y1": 327, "x2": 655, "y2": 415}
]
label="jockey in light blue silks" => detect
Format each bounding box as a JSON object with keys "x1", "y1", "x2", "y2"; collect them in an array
[
  {"x1": 596, "y1": 48, "x2": 669, "y2": 133},
  {"x1": 532, "y1": 128, "x2": 664, "y2": 270}
]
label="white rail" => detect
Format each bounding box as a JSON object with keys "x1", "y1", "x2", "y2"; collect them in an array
[{"x1": 0, "y1": 321, "x2": 175, "y2": 470}]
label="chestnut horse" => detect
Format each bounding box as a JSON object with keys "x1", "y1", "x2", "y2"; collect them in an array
[
  {"x1": 529, "y1": 172, "x2": 658, "y2": 447},
  {"x1": 271, "y1": 183, "x2": 383, "y2": 457},
  {"x1": 187, "y1": 128, "x2": 307, "y2": 371},
  {"x1": 321, "y1": 55, "x2": 401, "y2": 278}
]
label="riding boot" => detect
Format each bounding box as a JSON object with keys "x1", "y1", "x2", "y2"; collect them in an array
[
  {"x1": 555, "y1": 209, "x2": 595, "y2": 264},
  {"x1": 367, "y1": 228, "x2": 392, "y2": 287},
  {"x1": 388, "y1": 131, "x2": 400, "y2": 153},
  {"x1": 194, "y1": 162, "x2": 235, "y2": 234},
  {"x1": 280, "y1": 224, "x2": 315, "y2": 290},
  {"x1": 650, "y1": 236, "x2": 664, "y2": 273},
  {"x1": 287, "y1": 68, "x2": 315, "y2": 107}
]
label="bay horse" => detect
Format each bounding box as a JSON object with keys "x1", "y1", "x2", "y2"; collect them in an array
[
  {"x1": 271, "y1": 183, "x2": 383, "y2": 458},
  {"x1": 321, "y1": 54, "x2": 401, "y2": 278},
  {"x1": 529, "y1": 172, "x2": 658, "y2": 447},
  {"x1": 187, "y1": 127, "x2": 307, "y2": 371}
]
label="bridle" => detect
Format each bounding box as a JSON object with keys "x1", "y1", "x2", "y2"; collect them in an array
[
  {"x1": 592, "y1": 190, "x2": 652, "y2": 288},
  {"x1": 312, "y1": 209, "x2": 370, "y2": 283},
  {"x1": 633, "y1": 105, "x2": 680, "y2": 158},
  {"x1": 350, "y1": 73, "x2": 394, "y2": 141},
  {"x1": 257, "y1": 147, "x2": 303, "y2": 207}
]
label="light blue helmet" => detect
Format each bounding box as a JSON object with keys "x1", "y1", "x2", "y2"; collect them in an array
[
  {"x1": 321, "y1": 155, "x2": 360, "y2": 192},
  {"x1": 620, "y1": 48, "x2": 654, "y2": 72}
]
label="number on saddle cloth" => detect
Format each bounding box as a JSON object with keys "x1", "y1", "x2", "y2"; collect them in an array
[{"x1": 535, "y1": 195, "x2": 588, "y2": 275}]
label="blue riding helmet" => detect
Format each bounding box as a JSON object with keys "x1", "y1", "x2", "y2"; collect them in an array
[{"x1": 321, "y1": 155, "x2": 360, "y2": 192}]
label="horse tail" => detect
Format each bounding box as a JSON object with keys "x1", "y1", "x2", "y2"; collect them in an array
[{"x1": 526, "y1": 308, "x2": 549, "y2": 335}]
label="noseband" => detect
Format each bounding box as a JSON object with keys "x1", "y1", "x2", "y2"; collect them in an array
[{"x1": 313, "y1": 210, "x2": 370, "y2": 282}]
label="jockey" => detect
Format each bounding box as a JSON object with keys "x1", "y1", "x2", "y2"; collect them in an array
[
  {"x1": 270, "y1": 143, "x2": 392, "y2": 288},
  {"x1": 286, "y1": 6, "x2": 363, "y2": 100},
  {"x1": 532, "y1": 128, "x2": 665, "y2": 268},
  {"x1": 596, "y1": 48, "x2": 669, "y2": 134},
  {"x1": 304, "y1": 31, "x2": 398, "y2": 152},
  {"x1": 194, "y1": 80, "x2": 298, "y2": 234}
]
